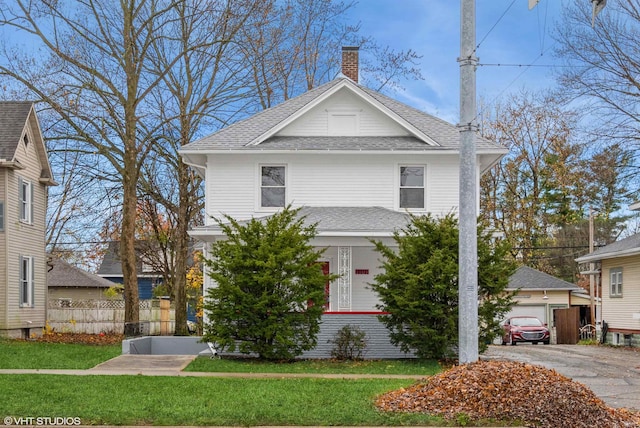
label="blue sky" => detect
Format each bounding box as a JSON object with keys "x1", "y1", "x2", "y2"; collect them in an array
[{"x1": 344, "y1": 0, "x2": 566, "y2": 123}]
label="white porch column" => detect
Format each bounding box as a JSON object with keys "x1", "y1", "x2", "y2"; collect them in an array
[{"x1": 338, "y1": 246, "x2": 352, "y2": 310}]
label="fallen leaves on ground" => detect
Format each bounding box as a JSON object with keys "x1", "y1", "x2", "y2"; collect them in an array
[
  {"x1": 375, "y1": 360, "x2": 640, "y2": 427},
  {"x1": 35, "y1": 332, "x2": 124, "y2": 345}
]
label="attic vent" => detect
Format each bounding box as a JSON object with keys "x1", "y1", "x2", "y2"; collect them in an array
[
  {"x1": 327, "y1": 109, "x2": 360, "y2": 136},
  {"x1": 23, "y1": 134, "x2": 29, "y2": 147}
]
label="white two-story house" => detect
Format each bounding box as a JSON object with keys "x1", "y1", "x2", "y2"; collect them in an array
[{"x1": 180, "y1": 47, "x2": 507, "y2": 357}]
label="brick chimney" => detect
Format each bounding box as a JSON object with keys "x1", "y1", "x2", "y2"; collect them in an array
[{"x1": 341, "y1": 46, "x2": 359, "y2": 83}]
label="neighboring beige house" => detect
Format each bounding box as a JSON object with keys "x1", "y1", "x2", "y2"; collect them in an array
[
  {"x1": 0, "y1": 102, "x2": 56, "y2": 338},
  {"x1": 576, "y1": 233, "x2": 640, "y2": 347},
  {"x1": 48, "y1": 258, "x2": 121, "y2": 302},
  {"x1": 506, "y1": 266, "x2": 584, "y2": 326}
]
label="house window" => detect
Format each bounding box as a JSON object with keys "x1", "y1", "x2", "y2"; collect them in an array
[
  {"x1": 19, "y1": 177, "x2": 33, "y2": 224},
  {"x1": 399, "y1": 166, "x2": 425, "y2": 209},
  {"x1": 20, "y1": 255, "x2": 34, "y2": 307},
  {"x1": 610, "y1": 267, "x2": 623, "y2": 297},
  {"x1": 0, "y1": 201, "x2": 4, "y2": 231},
  {"x1": 23, "y1": 133, "x2": 29, "y2": 147},
  {"x1": 261, "y1": 165, "x2": 286, "y2": 208}
]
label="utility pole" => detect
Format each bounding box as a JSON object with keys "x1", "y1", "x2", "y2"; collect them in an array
[
  {"x1": 458, "y1": 0, "x2": 479, "y2": 364},
  {"x1": 589, "y1": 207, "x2": 597, "y2": 326},
  {"x1": 456, "y1": 0, "x2": 607, "y2": 364}
]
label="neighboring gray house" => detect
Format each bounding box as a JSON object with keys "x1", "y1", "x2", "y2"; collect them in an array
[
  {"x1": 0, "y1": 102, "x2": 57, "y2": 338},
  {"x1": 506, "y1": 266, "x2": 584, "y2": 326},
  {"x1": 48, "y1": 258, "x2": 121, "y2": 302},
  {"x1": 180, "y1": 47, "x2": 508, "y2": 358}
]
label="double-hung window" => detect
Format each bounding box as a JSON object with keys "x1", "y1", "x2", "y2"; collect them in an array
[
  {"x1": 19, "y1": 177, "x2": 33, "y2": 224},
  {"x1": 260, "y1": 165, "x2": 286, "y2": 208},
  {"x1": 399, "y1": 165, "x2": 425, "y2": 209},
  {"x1": 19, "y1": 255, "x2": 34, "y2": 307},
  {"x1": 610, "y1": 267, "x2": 623, "y2": 297}
]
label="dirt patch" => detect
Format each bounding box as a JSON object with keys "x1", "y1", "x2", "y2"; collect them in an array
[{"x1": 376, "y1": 360, "x2": 640, "y2": 427}]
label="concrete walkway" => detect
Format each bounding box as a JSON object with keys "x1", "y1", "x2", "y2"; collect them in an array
[{"x1": 0, "y1": 354, "x2": 425, "y2": 379}]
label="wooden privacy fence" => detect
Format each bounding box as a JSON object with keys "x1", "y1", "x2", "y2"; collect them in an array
[
  {"x1": 47, "y1": 299, "x2": 175, "y2": 335},
  {"x1": 554, "y1": 307, "x2": 580, "y2": 344}
]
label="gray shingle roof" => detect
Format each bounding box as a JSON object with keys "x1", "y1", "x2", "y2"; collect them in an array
[
  {"x1": 0, "y1": 101, "x2": 33, "y2": 160},
  {"x1": 48, "y1": 258, "x2": 116, "y2": 289},
  {"x1": 251, "y1": 136, "x2": 451, "y2": 151},
  {"x1": 191, "y1": 206, "x2": 411, "y2": 236},
  {"x1": 358, "y1": 84, "x2": 498, "y2": 150},
  {"x1": 183, "y1": 80, "x2": 344, "y2": 151},
  {"x1": 181, "y1": 78, "x2": 503, "y2": 152},
  {"x1": 97, "y1": 242, "x2": 124, "y2": 276},
  {"x1": 297, "y1": 206, "x2": 410, "y2": 232},
  {"x1": 508, "y1": 266, "x2": 581, "y2": 291},
  {"x1": 576, "y1": 232, "x2": 640, "y2": 263}
]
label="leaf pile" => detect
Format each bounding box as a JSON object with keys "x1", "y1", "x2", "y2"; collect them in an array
[
  {"x1": 35, "y1": 332, "x2": 124, "y2": 345},
  {"x1": 375, "y1": 360, "x2": 640, "y2": 427}
]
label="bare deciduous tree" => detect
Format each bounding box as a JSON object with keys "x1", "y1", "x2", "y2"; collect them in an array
[
  {"x1": 555, "y1": 0, "x2": 640, "y2": 151},
  {"x1": 0, "y1": 0, "x2": 185, "y2": 328}
]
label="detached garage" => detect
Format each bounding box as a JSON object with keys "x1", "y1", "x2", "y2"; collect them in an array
[{"x1": 505, "y1": 266, "x2": 583, "y2": 343}]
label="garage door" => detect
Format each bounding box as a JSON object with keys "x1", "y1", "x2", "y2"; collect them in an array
[{"x1": 504, "y1": 305, "x2": 547, "y2": 323}]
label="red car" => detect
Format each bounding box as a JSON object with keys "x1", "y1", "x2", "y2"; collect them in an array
[{"x1": 501, "y1": 316, "x2": 550, "y2": 345}]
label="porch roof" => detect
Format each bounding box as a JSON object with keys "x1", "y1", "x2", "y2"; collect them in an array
[{"x1": 189, "y1": 206, "x2": 411, "y2": 239}]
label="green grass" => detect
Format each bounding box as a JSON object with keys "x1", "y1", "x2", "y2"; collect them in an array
[
  {"x1": 0, "y1": 374, "x2": 452, "y2": 426},
  {"x1": 0, "y1": 339, "x2": 121, "y2": 369},
  {"x1": 185, "y1": 355, "x2": 443, "y2": 375}
]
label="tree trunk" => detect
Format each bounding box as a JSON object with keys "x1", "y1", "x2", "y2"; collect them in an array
[
  {"x1": 172, "y1": 155, "x2": 192, "y2": 335},
  {"x1": 122, "y1": 4, "x2": 140, "y2": 331}
]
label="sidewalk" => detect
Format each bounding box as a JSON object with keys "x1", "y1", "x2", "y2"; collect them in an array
[{"x1": 0, "y1": 354, "x2": 425, "y2": 379}]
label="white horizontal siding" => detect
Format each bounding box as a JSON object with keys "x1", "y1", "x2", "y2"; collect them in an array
[
  {"x1": 350, "y1": 247, "x2": 382, "y2": 311},
  {"x1": 205, "y1": 152, "x2": 461, "y2": 221},
  {"x1": 427, "y1": 155, "x2": 460, "y2": 216},
  {"x1": 278, "y1": 88, "x2": 408, "y2": 137},
  {"x1": 205, "y1": 156, "x2": 255, "y2": 223},
  {"x1": 290, "y1": 156, "x2": 394, "y2": 208},
  {"x1": 602, "y1": 257, "x2": 640, "y2": 332}
]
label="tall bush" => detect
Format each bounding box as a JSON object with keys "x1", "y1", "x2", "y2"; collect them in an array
[
  {"x1": 370, "y1": 214, "x2": 516, "y2": 360},
  {"x1": 202, "y1": 206, "x2": 336, "y2": 360}
]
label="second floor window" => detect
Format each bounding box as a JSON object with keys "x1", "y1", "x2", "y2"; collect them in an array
[
  {"x1": 261, "y1": 165, "x2": 286, "y2": 208},
  {"x1": 610, "y1": 267, "x2": 623, "y2": 297},
  {"x1": 399, "y1": 166, "x2": 425, "y2": 209},
  {"x1": 19, "y1": 177, "x2": 33, "y2": 224}
]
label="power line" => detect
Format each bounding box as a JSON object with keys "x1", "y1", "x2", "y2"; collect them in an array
[
  {"x1": 478, "y1": 63, "x2": 570, "y2": 68},
  {"x1": 475, "y1": 0, "x2": 517, "y2": 54}
]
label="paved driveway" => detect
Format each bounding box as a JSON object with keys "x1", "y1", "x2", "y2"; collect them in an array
[{"x1": 482, "y1": 344, "x2": 640, "y2": 411}]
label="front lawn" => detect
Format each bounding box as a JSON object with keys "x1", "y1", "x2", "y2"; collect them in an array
[
  {"x1": 0, "y1": 375, "x2": 455, "y2": 426},
  {"x1": 0, "y1": 338, "x2": 121, "y2": 369},
  {"x1": 185, "y1": 355, "x2": 443, "y2": 375}
]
